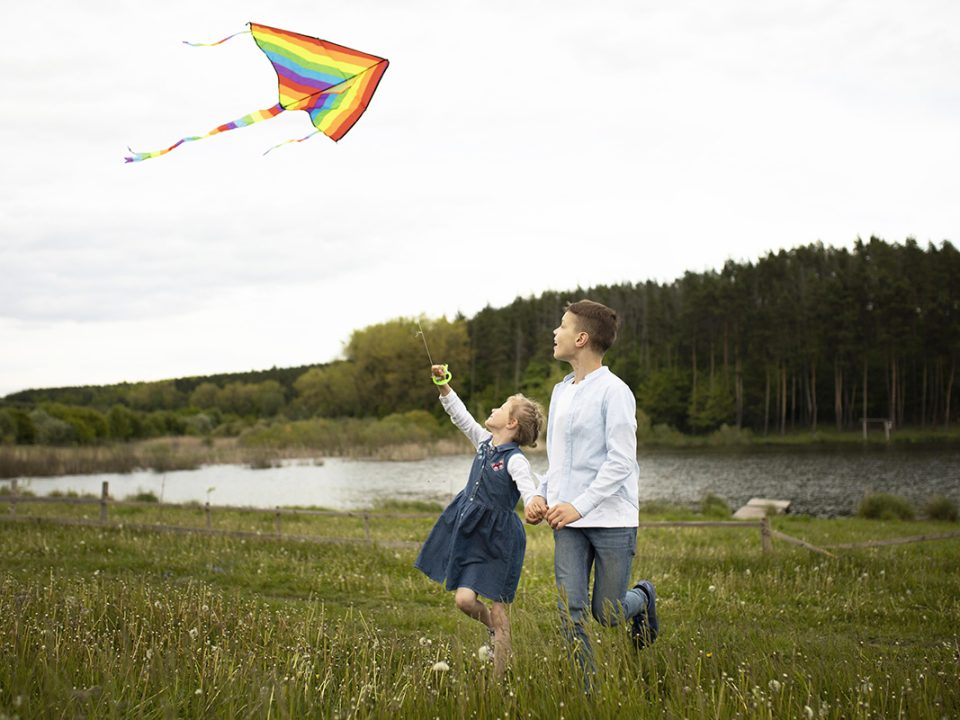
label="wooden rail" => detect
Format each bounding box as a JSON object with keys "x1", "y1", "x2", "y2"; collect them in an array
[{"x1": 9, "y1": 479, "x2": 937, "y2": 556}]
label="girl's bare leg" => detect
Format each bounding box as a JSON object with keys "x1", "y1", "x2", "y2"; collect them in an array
[
  {"x1": 490, "y1": 602, "x2": 511, "y2": 679},
  {"x1": 454, "y1": 587, "x2": 492, "y2": 628}
]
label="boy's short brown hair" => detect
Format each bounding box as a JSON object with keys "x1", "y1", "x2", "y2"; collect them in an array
[
  {"x1": 508, "y1": 394, "x2": 545, "y2": 448},
  {"x1": 565, "y1": 299, "x2": 619, "y2": 355}
]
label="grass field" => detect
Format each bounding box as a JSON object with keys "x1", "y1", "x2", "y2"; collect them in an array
[{"x1": 1, "y1": 504, "x2": 958, "y2": 719}]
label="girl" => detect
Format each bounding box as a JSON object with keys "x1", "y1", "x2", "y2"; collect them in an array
[{"x1": 415, "y1": 364, "x2": 544, "y2": 678}]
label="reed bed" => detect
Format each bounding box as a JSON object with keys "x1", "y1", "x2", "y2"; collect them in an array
[{"x1": 0, "y1": 436, "x2": 475, "y2": 480}]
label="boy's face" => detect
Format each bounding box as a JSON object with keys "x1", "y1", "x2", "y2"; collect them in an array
[{"x1": 553, "y1": 311, "x2": 584, "y2": 362}]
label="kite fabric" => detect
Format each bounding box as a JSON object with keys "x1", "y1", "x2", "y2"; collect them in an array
[{"x1": 125, "y1": 22, "x2": 388, "y2": 162}]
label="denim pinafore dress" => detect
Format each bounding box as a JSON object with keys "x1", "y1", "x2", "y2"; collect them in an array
[{"x1": 415, "y1": 439, "x2": 526, "y2": 602}]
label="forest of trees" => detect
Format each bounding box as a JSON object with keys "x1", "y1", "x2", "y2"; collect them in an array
[{"x1": 1, "y1": 237, "x2": 958, "y2": 445}]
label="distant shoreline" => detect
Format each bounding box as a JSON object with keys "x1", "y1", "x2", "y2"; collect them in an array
[{"x1": 2, "y1": 425, "x2": 959, "y2": 480}]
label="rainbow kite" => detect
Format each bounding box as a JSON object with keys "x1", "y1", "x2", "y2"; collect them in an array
[{"x1": 125, "y1": 23, "x2": 388, "y2": 162}]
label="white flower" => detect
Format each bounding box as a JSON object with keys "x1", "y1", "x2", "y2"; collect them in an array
[
  {"x1": 431, "y1": 661, "x2": 450, "y2": 672},
  {"x1": 189, "y1": 628, "x2": 199, "y2": 640},
  {"x1": 708, "y1": 585, "x2": 716, "y2": 592},
  {"x1": 803, "y1": 705, "x2": 814, "y2": 719},
  {"x1": 477, "y1": 645, "x2": 491, "y2": 661},
  {"x1": 419, "y1": 637, "x2": 432, "y2": 647},
  {"x1": 745, "y1": 569, "x2": 751, "y2": 576},
  {"x1": 195, "y1": 688, "x2": 202, "y2": 695},
  {"x1": 768, "y1": 679, "x2": 781, "y2": 692}
]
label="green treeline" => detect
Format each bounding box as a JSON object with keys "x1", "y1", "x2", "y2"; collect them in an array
[
  {"x1": 2, "y1": 237, "x2": 958, "y2": 446},
  {"x1": 470, "y1": 237, "x2": 960, "y2": 435}
]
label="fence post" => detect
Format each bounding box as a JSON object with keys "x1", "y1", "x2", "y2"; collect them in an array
[
  {"x1": 275, "y1": 507, "x2": 282, "y2": 538},
  {"x1": 205, "y1": 502, "x2": 212, "y2": 529},
  {"x1": 760, "y1": 516, "x2": 772, "y2": 554},
  {"x1": 100, "y1": 482, "x2": 109, "y2": 524},
  {"x1": 363, "y1": 512, "x2": 371, "y2": 544},
  {"x1": 9, "y1": 479, "x2": 16, "y2": 516}
]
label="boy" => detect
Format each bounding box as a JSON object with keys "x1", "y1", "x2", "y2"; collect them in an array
[{"x1": 526, "y1": 299, "x2": 658, "y2": 676}]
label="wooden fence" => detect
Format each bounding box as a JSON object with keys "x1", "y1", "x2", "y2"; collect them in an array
[{"x1": 6, "y1": 479, "x2": 956, "y2": 555}]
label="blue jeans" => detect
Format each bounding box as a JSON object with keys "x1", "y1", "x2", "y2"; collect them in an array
[{"x1": 554, "y1": 526, "x2": 644, "y2": 675}]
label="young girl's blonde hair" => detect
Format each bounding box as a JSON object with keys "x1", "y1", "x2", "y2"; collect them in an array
[{"x1": 507, "y1": 394, "x2": 545, "y2": 447}]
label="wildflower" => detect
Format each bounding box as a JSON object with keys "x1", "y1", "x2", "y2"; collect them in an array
[
  {"x1": 477, "y1": 645, "x2": 491, "y2": 661},
  {"x1": 768, "y1": 679, "x2": 781, "y2": 692},
  {"x1": 419, "y1": 637, "x2": 432, "y2": 647},
  {"x1": 745, "y1": 569, "x2": 751, "y2": 576},
  {"x1": 195, "y1": 688, "x2": 202, "y2": 695},
  {"x1": 803, "y1": 706, "x2": 814, "y2": 719},
  {"x1": 708, "y1": 585, "x2": 716, "y2": 592},
  {"x1": 431, "y1": 661, "x2": 450, "y2": 672},
  {"x1": 189, "y1": 628, "x2": 199, "y2": 640}
]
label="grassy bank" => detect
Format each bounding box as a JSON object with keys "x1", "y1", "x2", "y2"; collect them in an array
[
  {"x1": 637, "y1": 422, "x2": 960, "y2": 448},
  {"x1": 1, "y1": 506, "x2": 958, "y2": 719}
]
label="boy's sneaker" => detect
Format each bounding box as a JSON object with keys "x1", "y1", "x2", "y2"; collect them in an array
[{"x1": 630, "y1": 580, "x2": 658, "y2": 649}]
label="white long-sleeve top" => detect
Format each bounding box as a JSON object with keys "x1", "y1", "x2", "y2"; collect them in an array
[
  {"x1": 537, "y1": 366, "x2": 640, "y2": 527},
  {"x1": 439, "y1": 389, "x2": 539, "y2": 504}
]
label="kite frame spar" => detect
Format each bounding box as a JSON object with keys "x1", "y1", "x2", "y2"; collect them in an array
[{"x1": 125, "y1": 22, "x2": 388, "y2": 162}]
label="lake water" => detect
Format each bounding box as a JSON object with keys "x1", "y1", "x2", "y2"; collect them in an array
[{"x1": 5, "y1": 446, "x2": 960, "y2": 517}]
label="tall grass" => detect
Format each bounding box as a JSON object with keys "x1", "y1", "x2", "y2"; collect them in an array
[{"x1": 1, "y1": 509, "x2": 958, "y2": 718}]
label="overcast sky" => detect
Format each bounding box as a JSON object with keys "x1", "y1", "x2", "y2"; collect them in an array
[{"x1": 1, "y1": 0, "x2": 957, "y2": 397}]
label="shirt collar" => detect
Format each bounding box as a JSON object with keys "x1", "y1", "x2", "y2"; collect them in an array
[{"x1": 562, "y1": 365, "x2": 609, "y2": 386}]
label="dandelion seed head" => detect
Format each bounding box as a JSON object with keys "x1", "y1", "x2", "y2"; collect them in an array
[
  {"x1": 708, "y1": 585, "x2": 716, "y2": 592},
  {"x1": 431, "y1": 661, "x2": 450, "y2": 672},
  {"x1": 769, "y1": 679, "x2": 782, "y2": 692}
]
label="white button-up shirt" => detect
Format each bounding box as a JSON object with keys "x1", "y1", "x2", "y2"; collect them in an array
[{"x1": 537, "y1": 366, "x2": 639, "y2": 527}]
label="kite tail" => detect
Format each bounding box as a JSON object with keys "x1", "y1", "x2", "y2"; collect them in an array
[
  {"x1": 125, "y1": 103, "x2": 285, "y2": 163},
  {"x1": 182, "y1": 28, "x2": 251, "y2": 47},
  {"x1": 262, "y1": 130, "x2": 322, "y2": 156}
]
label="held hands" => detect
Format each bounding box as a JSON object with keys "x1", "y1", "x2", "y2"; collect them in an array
[
  {"x1": 524, "y1": 497, "x2": 582, "y2": 529},
  {"x1": 524, "y1": 496, "x2": 547, "y2": 524},
  {"x1": 545, "y1": 502, "x2": 582, "y2": 530}
]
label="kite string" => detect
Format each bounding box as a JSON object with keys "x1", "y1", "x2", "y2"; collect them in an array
[
  {"x1": 182, "y1": 29, "x2": 251, "y2": 47},
  {"x1": 263, "y1": 130, "x2": 322, "y2": 156},
  {"x1": 417, "y1": 320, "x2": 452, "y2": 386}
]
